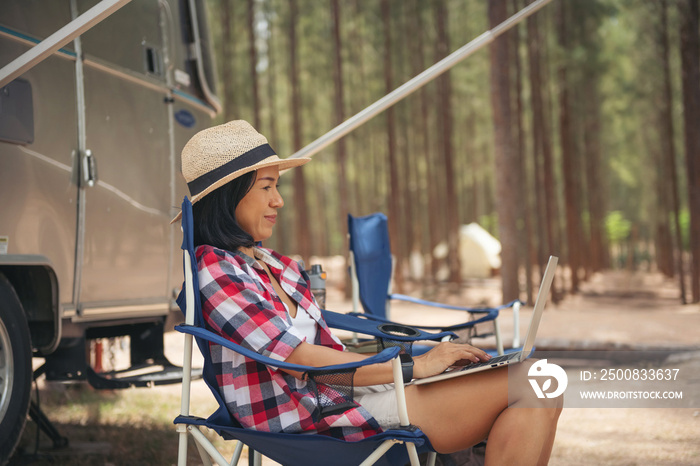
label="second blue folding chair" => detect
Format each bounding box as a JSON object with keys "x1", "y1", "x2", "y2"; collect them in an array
[{"x1": 348, "y1": 212, "x2": 522, "y2": 356}]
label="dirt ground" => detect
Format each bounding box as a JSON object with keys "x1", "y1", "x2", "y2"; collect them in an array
[{"x1": 10, "y1": 268, "x2": 700, "y2": 465}]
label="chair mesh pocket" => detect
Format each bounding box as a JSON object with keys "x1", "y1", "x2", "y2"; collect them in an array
[
  {"x1": 455, "y1": 315, "x2": 490, "y2": 344},
  {"x1": 454, "y1": 325, "x2": 477, "y2": 344},
  {"x1": 377, "y1": 323, "x2": 418, "y2": 355},
  {"x1": 305, "y1": 368, "x2": 357, "y2": 419}
]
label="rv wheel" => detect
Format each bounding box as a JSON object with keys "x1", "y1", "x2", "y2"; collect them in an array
[{"x1": 0, "y1": 274, "x2": 32, "y2": 465}]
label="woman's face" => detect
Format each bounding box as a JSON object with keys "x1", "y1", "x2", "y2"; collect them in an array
[{"x1": 235, "y1": 166, "x2": 283, "y2": 242}]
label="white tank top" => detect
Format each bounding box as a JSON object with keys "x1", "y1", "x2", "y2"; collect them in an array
[{"x1": 289, "y1": 305, "x2": 318, "y2": 343}]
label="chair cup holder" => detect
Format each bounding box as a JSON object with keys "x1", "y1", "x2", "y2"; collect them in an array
[
  {"x1": 376, "y1": 323, "x2": 419, "y2": 355},
  {"x1": 376, "y1": 323, "x2": 420, "y2": 338}
]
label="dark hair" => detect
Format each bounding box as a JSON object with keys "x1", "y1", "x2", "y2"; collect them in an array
[{"x1": 192, "y1": 171, "x2": 257, "y2": 251}]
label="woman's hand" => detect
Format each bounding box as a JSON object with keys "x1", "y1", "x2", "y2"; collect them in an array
[{"x1": 412, "y1": 342, "x2": 492, "y2": 379}]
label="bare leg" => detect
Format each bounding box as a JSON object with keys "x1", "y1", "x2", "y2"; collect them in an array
[
  {"x1": 483, "y1": 401, "x2": 562, "y2": 465},
  {"x1": 404, "y1": 360, "x2": 562, "y2": 465}
]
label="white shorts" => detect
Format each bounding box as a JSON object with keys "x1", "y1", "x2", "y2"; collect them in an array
[{"x1": 354, "y1": 384, "x2": 401, "y2": 429}]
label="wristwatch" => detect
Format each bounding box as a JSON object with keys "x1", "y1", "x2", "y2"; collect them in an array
[{"x1": 399, "y1": 353, "x2": 414, "y2": 384}]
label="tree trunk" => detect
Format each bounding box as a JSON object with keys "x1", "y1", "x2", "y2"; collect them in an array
[
  {"x1": 680, "y1": 0, "x2": 700, "y2": 302},
  {"x1": 511, "y1": 0, "x2": 534, "y2": 305},
  {"x1": 381, "y1": 0, "x2": 404, "y2": 292},
  {"x1": 404, "y1": 1, "x2": 421, "y2": 280},
  {"x1": 264, "y1": 1, "x2": 279, "y2": 155},
  {"x1": 348, "y1": 0, "x2": 367, "y2": 216},
  {"x1": 582, "y1": 71, "x2": 607, "y2": 274},
  {"x1": 288, "y1": 0, "x2": 310, "y2": 263},
  {"x1": 262, "y1": 0, "x2": 284, "y2": 252},
  {"x1": 660, "y1": 0, "x2": 688, "y2": 302},
  {"x1": 221, "y1": 0, "x2": 236, "y2": 121},
  {"x1": 490, "y1": 0, "x2": 520, "y2": 301},
  {"x1": 435, "y1": 0, "x2": 461, "y2": 286},
  {"x1": 541, "y1": 8, "x2": 562, "y2": 301},
  {"x1": 331, "y1": 0, "x2": 352, "y2": 295},
  {"x1": 557, "y1": 0, "x2": 582, "y2": 293},
  {"x1": 654, "y1": 36, "x2": 674, "y2": 279},
  {"x1": 576, "y1": 0, "x2": 608, "y2": 274},
  {"x1": 526, "y1": 3, "x2": 549, "y2": 275},
  {"x1": 408, "y1": 0, "x2": 440, "y2": 284},
  {"x1": 247, "y1": 0, "x2": 260, "y2": 129}
]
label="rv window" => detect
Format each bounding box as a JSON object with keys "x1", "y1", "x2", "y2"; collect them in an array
[{"x1": 0, "y1": 79, "x2": 34, "y2": 145}]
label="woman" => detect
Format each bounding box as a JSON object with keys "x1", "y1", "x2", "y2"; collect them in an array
[{"x1": 175, "y1": 120, "x2": 562, "y2": 464}]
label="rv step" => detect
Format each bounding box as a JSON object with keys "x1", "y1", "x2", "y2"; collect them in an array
[{"x1": 87, "y1": 359, "x2": 202, "y2": 389}]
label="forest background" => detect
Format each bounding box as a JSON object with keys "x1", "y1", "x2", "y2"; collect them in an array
[{"x1": 202, "y1": 0, "x2": 700, "y2": 306}]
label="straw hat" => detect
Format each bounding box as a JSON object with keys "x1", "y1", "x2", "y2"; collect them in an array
[{"x1": 171, "y1": 120, "x2": 309, "y2": 223}]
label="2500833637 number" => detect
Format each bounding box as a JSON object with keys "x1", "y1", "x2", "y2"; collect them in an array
[{"x1": 599, "y1": 368, "x2": 680, "y2": 381}]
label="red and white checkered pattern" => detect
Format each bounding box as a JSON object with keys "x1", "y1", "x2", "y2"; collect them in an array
[{"x1": 197, "y1": 245, "x2": 382, "y2": 440}]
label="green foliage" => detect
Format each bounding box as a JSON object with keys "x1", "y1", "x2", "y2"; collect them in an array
[
  {"x1": 677, "y1": 208, "x2": 690, "y2": 251},
  {"x1": 605, "y1": 210, "x2": 631, "y2": 245},
  {"x1": 478, "y1": 213, "x2": 499, "y2": 238}
]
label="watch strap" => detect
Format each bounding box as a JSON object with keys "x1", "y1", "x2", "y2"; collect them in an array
[{"x1": 399, "y1": 353, "x2": 413, "y2": 384}]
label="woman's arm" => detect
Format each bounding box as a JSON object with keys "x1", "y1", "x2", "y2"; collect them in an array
[
  {"x1": 283, "y1": 341, "x2": 493, "y2": 385},
  {"x1": 283, "y1": 342, "x2": 392, "y2": 385}
]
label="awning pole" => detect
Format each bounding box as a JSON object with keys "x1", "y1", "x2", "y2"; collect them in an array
[
  {"x1": 0, "y1": 0, "x2": 133, "y2": 88},
  {"x1": 289, "y1": 0, "x2": 554, "y2": 160}
]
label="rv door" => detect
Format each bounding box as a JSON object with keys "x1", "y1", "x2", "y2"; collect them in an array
[{"x1": 72, "y1": 0, "x2": 173, "y2": 320}]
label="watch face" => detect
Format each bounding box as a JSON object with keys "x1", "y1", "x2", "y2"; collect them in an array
[{"x1": 400, "y1": 353, "x2": 414, "y2": 365}]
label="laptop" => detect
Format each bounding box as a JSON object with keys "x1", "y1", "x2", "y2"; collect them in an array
[{"x1": 411, "y1": 255, "x2": 558, "y2": 385}]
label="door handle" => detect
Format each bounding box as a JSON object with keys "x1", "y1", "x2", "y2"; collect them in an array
[{"x1": 82, "y1": 149, "x2": 98, "y2": 187}]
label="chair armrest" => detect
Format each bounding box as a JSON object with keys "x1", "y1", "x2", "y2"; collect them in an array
[
  {"x1": 176, "y1": 324, "x2": 406, "y2": 421},
  {"x1": 430, "y1": 309, "x2": 499, "y2": 331},
  {"x1": 389, "y1": 295, "x2": 522, "y2": 314},
  {"x1": 347, "y1": 308, "x2": 498, "y2": 331},
  {"x1": 175, "y1": 324, "x2": 401, "y2": 373},
  {"x1": 322, "y1": 309, "x2": 457, "y2": 342}
]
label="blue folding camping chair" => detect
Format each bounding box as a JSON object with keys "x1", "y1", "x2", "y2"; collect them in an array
[
  {"x1": 348, "y1": 212, "x2": 523, "y2": 356},
  {"x1": 174, "y1": 197, "x2": 455, "y2": 466}
]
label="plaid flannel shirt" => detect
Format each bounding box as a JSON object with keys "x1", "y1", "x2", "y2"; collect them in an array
[{"x1": 197, "y1": 244, "x2": 382, "y2": 441}]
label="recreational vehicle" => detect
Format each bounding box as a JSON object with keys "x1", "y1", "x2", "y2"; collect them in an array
[{"x1": 0, "y1": 0, "x2": 218, "y2": 460}]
